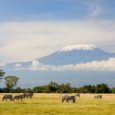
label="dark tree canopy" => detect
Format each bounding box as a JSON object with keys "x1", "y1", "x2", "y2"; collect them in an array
[{"x1": 0, "y1": 70, "x2": 5, "y2": 80}]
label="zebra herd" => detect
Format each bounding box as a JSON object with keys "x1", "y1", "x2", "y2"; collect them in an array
[
  {"x1": 61, "y1": 93, "x2": 102, "y2": 103},
  {"x1": 2, "y1": 93, "x2": 103, "y2": 103},
  {"x1": 2, "y1": 92, "x2": 33, "y2": 101}
]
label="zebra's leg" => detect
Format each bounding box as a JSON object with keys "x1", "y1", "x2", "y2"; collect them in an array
[
  {"x1": 62, "y1": 99, "x2": 64, "y2": 103},
  {"x1": 73, "y1": 99, "x2": 76, "y2": 103},
  {"x1": 2, "y1": 97, "x2": 4, "y2": 101},
  {"x1": 66, "y1": 99, "x2": 69, "y2": 103}
]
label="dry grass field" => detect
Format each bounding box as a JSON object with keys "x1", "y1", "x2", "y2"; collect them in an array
[{"x1": 0, "y1": 93, "x2": 115, "y2": 115}]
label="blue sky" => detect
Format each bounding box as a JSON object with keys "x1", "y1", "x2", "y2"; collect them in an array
[
  {"x1": 0, "y1": 0, "x2": 115, "y2": 21},
  {"x1": 0, "y1": 0, "x2": 115, "y2": 87},
  {"x1": 0, "y1": 0, "x2": 115, "y2": 63}
]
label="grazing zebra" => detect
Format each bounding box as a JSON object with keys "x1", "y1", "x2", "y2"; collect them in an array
[
  {"x1": 60, "y1": 94, "x2": 68, "y2": 98},
  {"x1": 14, "y1": 94, "x2": 24, "y2": 101},
  {"x1": 66, "y1": 96, "x2": 76, "y2": 103},
  {"x1": 61, "y1": 95, "x2": 69, "y2": 103},
  {"x1": 62, "y1": 95, "x2": 76, "y2": 103},
  {"x1": 75, "y1": 93, "x2": 80, "y2": 97},
  {"x1": 2, "y1": 94, "x2": 13, "y2": 101},
  {"x1": 94, "y1": 95, "x2": 102, "y2": 99},
  {"x1": 23, "y1": 92, "x2": 33, "y2": 98}
]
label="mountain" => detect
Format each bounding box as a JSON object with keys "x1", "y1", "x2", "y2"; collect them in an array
[
  {"x1": 1, "y1": 44, "x2": 115, "y2": 88},
  {"x1": 1, "y1": 44, "x2": 115, "y2": 68},
  {"x1": 38, "y1": 44, "x2": 115, "y2": 65}
]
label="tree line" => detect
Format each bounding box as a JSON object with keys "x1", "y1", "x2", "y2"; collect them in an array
[{"x1": 0, "y1": 70, "x2": 115, "y2": 93}]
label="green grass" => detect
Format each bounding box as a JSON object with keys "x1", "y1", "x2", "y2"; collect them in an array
[{"x1": 0, "y1": 93, "x2": 115, "y2": 115}]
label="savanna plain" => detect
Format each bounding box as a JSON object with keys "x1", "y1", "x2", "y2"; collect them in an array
[{"x1": 0, "y1": 93, "x2": 115, "y2": 115}]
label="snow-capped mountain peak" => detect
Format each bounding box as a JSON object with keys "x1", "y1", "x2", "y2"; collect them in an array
[{"x1": 60, "y1": 44, "x2": 96, "y2": 52}]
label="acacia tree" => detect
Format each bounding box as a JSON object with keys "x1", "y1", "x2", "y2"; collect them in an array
[
  {"x1": 4, "y1": 76, "x2": 19, "y2": 92},
  {"x1": 0, "y1": 70, "x2": 5, "y2": 81},
  {"x1": 48, "y1": 81, "x2": 59, "y2": 92}
]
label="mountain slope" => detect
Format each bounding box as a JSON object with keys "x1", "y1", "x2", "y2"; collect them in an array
[
  {"x1": 1, "y1": 44, "x2": 115, "y2": 87},
  {"x1": 1, "y1": 44, "x2": 115, "y2": 68},
  {"x1": 38, "y1": 44, "x2": 115, "y2": 65}
]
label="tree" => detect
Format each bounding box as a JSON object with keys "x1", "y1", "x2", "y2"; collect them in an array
[
  {"x1": 13, "y1": 87, "x2": 22, "y2": 93},
  {"x1": 95, "y1": 83, "x2": 111, "y2": 93},
  {"x1": 47, "y1": 81, "x2": 59, "y2": 92},
  {"x1": 0, "y1": 70, "x2": 5, "y2": 81},
  {"x1": 79, "y1": 85, "x2": 96, "y2": 93},
  {"x1": 33, "y1": 86, "x2": 43, "y2": 93},
  {"x1": 57, "y1": 83, "x2": 72, "y2": 93},
  {"x1": 4, "y1": 76, "x2": 19, "y2": 92},
  {"x1": 111, "y1": 87, "x2": 115, "y2": 93}
]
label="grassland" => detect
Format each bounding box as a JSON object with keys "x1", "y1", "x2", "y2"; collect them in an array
[{"x1": 0, "y1": 93, "x2": 115, "y2": 115}]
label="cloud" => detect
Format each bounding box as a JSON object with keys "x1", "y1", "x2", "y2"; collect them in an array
[
  {"x1": 89, "y1": 4, "x2": 101, "y2": 18},
  {"x1": 82, "y1": 0, "x2": 101, "y2": 18},
  {"x1": 27, "y1": 58, "x2": 115, "y2": 72},
  {"x1": 0, "y1": 63, "x2": 6, "y2": 67},
  {"x1": 14, "y1": 63, "x2": 22, "y2": 68},
  {"x1": 0, "y1": 20, "x2": 115, "y2": 63}
]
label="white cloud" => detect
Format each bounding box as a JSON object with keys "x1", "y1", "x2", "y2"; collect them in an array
[
  {"x1": 0, "y1": 63, "x2": 6, "y2": 67},
  {"x1": 15, "y1": 63, "x2": 22, "y2": 68},
  {"x1": 0, "y1": 20, "x2": 115, "y2": 63},
  {"x1": 89, "y1": 4, "x2": 101, "y2": 18},
  {"x1": 27, "y1": 58, "x2": 115, "y2": 72}
]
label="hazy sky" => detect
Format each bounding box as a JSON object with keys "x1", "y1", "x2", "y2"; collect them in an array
[{"x1": 0, "y1": 0, "x2": 115, "y2": 63}]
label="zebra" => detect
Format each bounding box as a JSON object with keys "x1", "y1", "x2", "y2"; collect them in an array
[
  {"x1": 22, "y1": 92, "x2": 33, "y2": 98},
  {"x1": 61, "y1": 95, "x2": 76, "y2": 103},
  {"x1": 66, "y1": 96, "x2": 76, "y2": 103},
  {"x1": 2, "y1": 94, "x2": 13, "y2": 101},
  {"x1": 61, "y1": 95, "x2": 69, "y2": 103},
  {"x1": 60, "y1": 94, "x2": 68, "y2": 98},
  {"x1": 14, "y1": 94, "x2": 24, "y2": 101},
  {"x1": 94, "y1": 95, "x2": 102, "y2": 99},
  {"x1": 75, "y1": 93, "x2": 80, "y2": 97}
]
